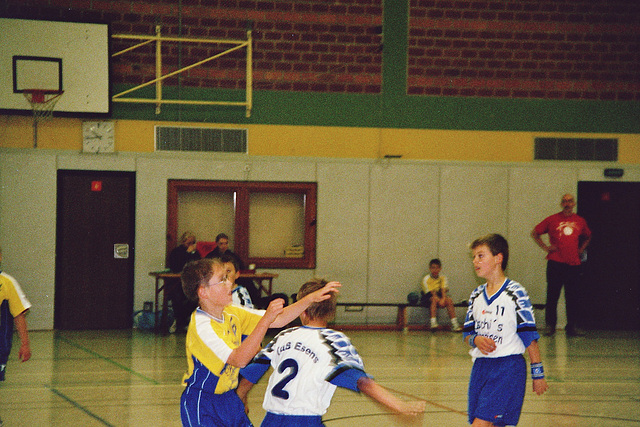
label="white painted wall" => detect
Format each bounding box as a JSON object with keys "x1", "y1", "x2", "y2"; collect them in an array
[{"x1": 1, "y1": 147, "x2": 638, "y2": 330}]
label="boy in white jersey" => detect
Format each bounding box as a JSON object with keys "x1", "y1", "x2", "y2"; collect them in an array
[
  {"x1": 220, "y1": 254, "x2": 254, "y2": 309},
  {"x1": 179, "y1": 258, "x2": 340, "y2": 427},
  {"x1": 238, "y1": 279, "x2": 426, "y2": 426},
  {"x1": 463, "y1": 234, "x2": 548, "y2": 426}
]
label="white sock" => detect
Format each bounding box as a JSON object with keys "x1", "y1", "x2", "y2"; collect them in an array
[
  {"x1": 430, "y1": 317, "x2": 438, "y2": 327},
  {"x1": 451, "y1": 318, "x2": 460, "y2": 327}
]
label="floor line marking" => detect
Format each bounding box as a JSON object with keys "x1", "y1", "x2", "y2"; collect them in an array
[
  {"x1": 46, "y1": 385, "x2": 116, "y2": 427},
  {"x1": 56, "y1": 334, "x2": 160, "y2": 385}
]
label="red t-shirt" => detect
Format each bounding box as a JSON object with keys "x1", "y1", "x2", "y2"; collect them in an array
[{"x1": 534, "y1": 212, "x2": 591, "y2": 266}]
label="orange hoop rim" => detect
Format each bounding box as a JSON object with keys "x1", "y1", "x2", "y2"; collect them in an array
[{"x1": 22, "y1": 89, "x2": 64, "y2": 104}]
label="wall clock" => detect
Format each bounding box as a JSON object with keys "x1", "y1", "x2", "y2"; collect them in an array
[{"x1": 82, "y1": 121, "x2": 115, "y2": 153}]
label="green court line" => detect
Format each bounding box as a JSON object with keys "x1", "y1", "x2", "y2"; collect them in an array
[
  {"x1": 55, "y1": 334, "x2": 160, "y2": 385},
  {"x1": 46, "y1": 385, "x2": 116, "y2": 427}
]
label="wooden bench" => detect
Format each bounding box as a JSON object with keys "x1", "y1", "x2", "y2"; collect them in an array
[{"x1": 334, "y1": 301, "x2": 545, "y2": 331}]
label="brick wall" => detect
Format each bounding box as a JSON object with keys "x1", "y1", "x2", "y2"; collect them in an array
[
  {"x1": 408, "y1": 0, "x2": 640, "y2": 100},
  {"x1": 2, "y1": 0, "x2": 638, "y2": 100},
  {"x1": 1, "y1": 0, "x2": 383, "y2": 94}
]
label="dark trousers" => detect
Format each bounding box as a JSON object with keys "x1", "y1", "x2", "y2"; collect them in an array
[
  {"x1": 545, "y1": 260, "x2": 581, "y2": 330},
  {"x1": 166, "y1": 278, "x2": 197, "y2": 330}
]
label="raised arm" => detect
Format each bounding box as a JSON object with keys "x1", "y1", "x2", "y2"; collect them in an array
[{"x1": 226, "y1": 299, "x2": 284, "y2": 368}]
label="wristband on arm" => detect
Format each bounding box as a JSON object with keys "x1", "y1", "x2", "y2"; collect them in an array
[
  {"x1": 530, "y1": 362, "x2": 545, "y2": 379},
  {"x1": 469, "y1": 334, "x2": 477, "y2": 348}
]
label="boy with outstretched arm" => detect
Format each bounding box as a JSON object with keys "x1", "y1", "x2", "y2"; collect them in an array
[
  {"x1": 238, "y1": 278, "x2": 426, "y2": 426},
  {"x1": 179, "y1": 258, "x2": 340, "y2": 427}
]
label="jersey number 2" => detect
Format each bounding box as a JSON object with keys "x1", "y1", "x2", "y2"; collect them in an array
[{"x1": 271, "y1": 358, "x2": 299, "y2": 399}]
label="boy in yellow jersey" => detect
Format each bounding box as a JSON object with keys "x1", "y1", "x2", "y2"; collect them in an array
[
  {"x1": 179, "y1": 258, "x2": 339, "y2": 426},
  {"x1": 421, "y1": 258, "x2": 462, "y2": 331},
  {"x1": 0, "y1": 246, "x2": 32, "y2": 383}
]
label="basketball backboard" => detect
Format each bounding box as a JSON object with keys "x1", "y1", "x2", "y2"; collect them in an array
[{"x1": 0, "y1": 18, "x2": 110, "y2": 116}]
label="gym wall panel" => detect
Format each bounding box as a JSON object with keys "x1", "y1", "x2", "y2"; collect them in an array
[
  {"x1": 367, "y1": 162, "x2": 440, "y2": 307},
  {"x1": 438, "y1": 165, "x2": 510, "y2": 303},
  {"x1": 0, "y1": 152, "x2": 57, "y2": 330},
  {"x1": 3, "y1": 148, "x2": 640, "y2": 329},
  {"x1": 315, "y1": 162, "x2": 370, "y2": 308}
]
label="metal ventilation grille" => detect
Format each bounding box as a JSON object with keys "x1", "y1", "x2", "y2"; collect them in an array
[
  {"x1": 534, "y1": 137, "x2": 617, "y2": 161},
  {"x1": 155, "y1": 126, "x2": 247, "y2": 153}
]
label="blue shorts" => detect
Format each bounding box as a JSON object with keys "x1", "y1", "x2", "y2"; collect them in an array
[
  {"x1": 468, "y1": 355, "x2": 526, "y2": 426},
  {"x1": 261, "y1": 412, "x2": 324, "y2": 427},
  {"x1": 180, "y1": 387, "x2": 252, "y2": 427}
]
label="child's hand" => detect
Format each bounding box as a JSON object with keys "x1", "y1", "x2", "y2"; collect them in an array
[
  {"x1": 532, "y1": 378, "x2": 548, "y2": 395},
  {"x1": 263, "y1": 298, "x2": 285, "y2": 323},
  {"x1": 307, "y1": 281, "x2": 341, "y2": 302},
  {"x1": 18, "y1": 343, "x2": 31, "y2": 362},
  {"x1": 474, "y1": 335, "x2": 496, "y2": 355}
]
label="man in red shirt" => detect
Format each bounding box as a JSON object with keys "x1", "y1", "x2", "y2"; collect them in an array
[{"x1": 532, "y1": 194, "x2": 591, "y2": 337}]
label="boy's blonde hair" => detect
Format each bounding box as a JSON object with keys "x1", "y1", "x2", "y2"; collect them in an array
[
  {"x1": 181, "y1": 258, "x2": 224, "y2": 302},
  {"x1": 179, "y1": 231, "x2": 196, "y2": 245},
  {"x1": 298, "y1": 279, "x2": 336, "y2": 321}
]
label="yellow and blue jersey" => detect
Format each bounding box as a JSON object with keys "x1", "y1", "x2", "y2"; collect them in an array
[
  {"x1": 182, "y1": 304, "x2": 264, "y2": 394},
  {"x1": 1, "y1": 271, "x2": 31, "y2": 378},
  {"x1": 0, "y1": 271, "x2": 31, "y2": 318}
]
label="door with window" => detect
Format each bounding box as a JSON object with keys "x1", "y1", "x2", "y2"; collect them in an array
[{"x1": 55, "y1": 170, "x2": 135, "y2": 329}]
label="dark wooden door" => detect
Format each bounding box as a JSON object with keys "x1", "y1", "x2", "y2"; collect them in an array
[
  {"x1": 577, "y1": 181, "x2": 640, "y2": 330},
  {"x1": 55, "y1": 170, "x2": 135, "y2": 329}
]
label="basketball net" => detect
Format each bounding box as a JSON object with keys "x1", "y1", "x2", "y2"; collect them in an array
[{"x1": 22, "y1": 89, "x2": 64, "y2": 148}]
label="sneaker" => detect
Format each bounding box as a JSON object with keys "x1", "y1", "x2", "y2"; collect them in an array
[
  {"x1": 451, "y1": 324, "x2": 463, "y2": 332},
  {"x1": 566, "y1": 327, "x2": 586, "y2": 337},
  {"x1": 169, "y1": 320, "x2": 177, "y2": 334},
  {"x1": 543, "y1": 326, "x2": 556, "y2": 336},
  {"x1": 430, "y1": 323, "x2": 440, "y2": 331}
]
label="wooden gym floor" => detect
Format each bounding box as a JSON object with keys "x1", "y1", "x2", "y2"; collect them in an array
[{"x1": 1, "y1": 328, "x2": 639, "y2": 426}]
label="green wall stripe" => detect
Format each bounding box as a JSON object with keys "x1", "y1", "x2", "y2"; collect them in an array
[{"x1": 112, "y1": 84, "x2": 640, "y2": 133}]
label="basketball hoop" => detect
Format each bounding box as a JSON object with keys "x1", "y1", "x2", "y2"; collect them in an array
[
  {"x1": 23, "y1": 89, "x2": 64, "y2": 122},
  {"x1": 22, "y1": 89, "x2": 64, "y2": 148}
]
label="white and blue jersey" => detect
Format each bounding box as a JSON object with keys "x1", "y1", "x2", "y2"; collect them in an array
[
  {"x1": 240, "y1": 326, "x2": 370, "y2": 417},
  {"x1": 232, "y1": 285, "x2": 254, "y2": 308},
  {"x1": 463, "y1": 278, "x2": 539, "y2": 359}
]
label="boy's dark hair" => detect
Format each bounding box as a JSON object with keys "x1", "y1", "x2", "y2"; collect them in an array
[
  {"x1": 181, "y1": 258, "x2": 224, "y2": 302},
  {"x1": 298, "y1": 279, "x2": 336, "y2": 322},
  {"x1": 429, "y1": 258, "x2": 441, "y2": 267},
  {"x1": 470, "y1": 233, "x2": 509, "y2": 271},
  {"x1": 219, "y1": 253, "x2": 241, "y2": 273},
  {"x1": 215, "y1": 233, "x2": 229, "y2": 242}
]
